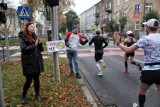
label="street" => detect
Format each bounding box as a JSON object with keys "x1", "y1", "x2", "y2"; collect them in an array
[{"x1": 78, "y1": 44, "x2": 160, "y2": 107}]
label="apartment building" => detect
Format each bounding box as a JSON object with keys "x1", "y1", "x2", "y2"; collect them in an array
[
  {"x1": 79, "y1": 0, "x2": 160, "y2": 35},
  {"x1": 113, "y1": 0, "x2": 160, "y2": 34},
  {"x1": 79, "y1": 5, "x2": 96, "y2": 33},
  {"x1": 95, "y1": 0, "x2": 112, "y2": 33}
]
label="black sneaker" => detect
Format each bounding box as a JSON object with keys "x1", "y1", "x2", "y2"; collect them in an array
[
  {"x1": 69, "y1": 71, "x2": 74, "y2": 76},
  {"x1": 36, "y1": 94, "x2": 41, "y2": 102},
  {"x1": 76, "y1": 73, "x2": 81, "y2": 79},
  {"x1": 21, "y1": 96, "x2": 27, "y2": 104},
  {"x1": 137, "y1": 63, "x2": 142, "y2": 71}
]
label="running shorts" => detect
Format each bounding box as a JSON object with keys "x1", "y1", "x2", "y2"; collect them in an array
[
  {"x1": 95, "y1": 53, "x2": 103, "y2": 62},
  {"x1": 140, "y1": 70, "x2": 160, "y2": 86},
  {"x1": 125, "y1": 52, "x2": 135, "y2": 57}
]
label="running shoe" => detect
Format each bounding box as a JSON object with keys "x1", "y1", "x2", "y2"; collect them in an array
[
  {"x1": 76, "y1": 73, "x2": 81, "y2": 79},
  {"x1": 102, "y1": 62, "x2": 106, "y2": 69},
  {"x1": 68, "y1": 71, "x2": 74, "y2": 77},
  {"x1": 97, "y1": 71, "x2": 103, "y2": 76},
  {"x1": 124, "y1": 70, "x2": 129, "y2": 74},
  {"x1": 133, "y1": 103, "x2": 139, "y2": 107},
  {"x1": 137, "y1": 63, "x2": 142, "y2": 71}
]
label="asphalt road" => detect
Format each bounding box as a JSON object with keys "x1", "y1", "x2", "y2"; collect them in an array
[{"x1": 78, "y1": 44, "x2": 160, "y2": 107}]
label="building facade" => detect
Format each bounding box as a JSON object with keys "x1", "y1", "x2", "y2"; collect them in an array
[
  {"x1": 79, "y1": 0, "x2": 160, "y2": 35},
  {"x1": 95, "y1": 0, "x2": 112, "y2": 33},
  {"x1": 113, "y1": 0, "x2": 160, "y2": 34},
  {"x1": 79, "y1": 5, "x2": 96, "y2": 34}
]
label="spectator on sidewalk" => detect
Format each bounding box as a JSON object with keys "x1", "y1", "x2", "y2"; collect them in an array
[
  {"x1": 89, "y1": 30, "x2": 108, "y2": 76},
  {"x1": 19, "y1": 22, "x2": 44, "y2": 104},
  {"x1": 113, "y1": 18, "x2": 160, "y2": 107},
  {"x1": 65, "y1": 25, "x2": 90, "y2": 79}
]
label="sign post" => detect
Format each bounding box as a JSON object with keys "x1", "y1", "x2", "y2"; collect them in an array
[
  {"x1": 43, "y1": 0, "x2": 60, "y2": 81},
  {"x1": 0, "y1": 63, "x2": 4, "y2": 107}
]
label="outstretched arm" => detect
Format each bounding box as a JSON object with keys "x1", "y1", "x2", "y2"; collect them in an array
[
  {"x1": 79, "y1": 34, "x2": 90, "y2": 45},
  {"x1": 114, "y1": 34, "x2": 139, "y2": 53}
]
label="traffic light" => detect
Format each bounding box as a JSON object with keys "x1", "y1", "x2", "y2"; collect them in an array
[
  {"x1": 0, "y1": 11, "x2": 6, "y2": 24},
  {"x1": 0, "y1": 3, "x2": 7, "y2": 24},
  {"x1": 0, "y1": 3, "x2": 7, "y2": 10},
  {"x1": 43, "y1": 0, "x2": 59, "y2": 7}
]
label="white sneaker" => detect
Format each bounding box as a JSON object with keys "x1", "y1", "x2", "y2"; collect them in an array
[
  {"x1": 133, "y1": 103, "x2": 139, "y2": 107},
  {"x1": 97, "y1": 71, "x2": 103, "y2": 76}
]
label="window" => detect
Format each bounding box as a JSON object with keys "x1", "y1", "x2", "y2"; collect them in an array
[
  {"x1": 116, "y1": 0, "x2": 120, "y2": 6},
  {"x1": 123, "y1": 9, "x2": 127, "y2": 16},
  {"x1": 135, "y1": 21, "x2": 140, "y2": 30},
  {"x1": 116, "y1": 11, "x2": 120, "y2": 19},
  {"x1": 117, "y1": 0, "x2": 120, "y2": 5},
  {"x1": 108, "y1": 2, "x2": 111, "y2": 10},
  {"x1": 145, "y1": 3, "x2": 152, "y2": 13},
  {"x1": 125, "y1": 0, "x2": 128, "y2": 2}
]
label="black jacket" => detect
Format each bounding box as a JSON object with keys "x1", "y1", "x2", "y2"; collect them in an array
[{"x1": 19, "y1": 32, "x2": 44, "y2": 76}]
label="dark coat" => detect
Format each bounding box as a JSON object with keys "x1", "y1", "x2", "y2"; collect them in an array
[{"x1": 19, "y1": 32, "x2": 44, "y2": 76}]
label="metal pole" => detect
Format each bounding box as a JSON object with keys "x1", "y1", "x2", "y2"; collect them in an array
[
  {"x1": 4, "y1": 24, "x2": 9, "y2": 61},
  {"x1": 51, "y1": 6, "x2": 59, "y2": 81},
  {"x1": 0, "y1": 63, "x2": 5, "y2": 107},
  {"x1": 2, "y1": 0, "x2": 10, "y2": 61}
]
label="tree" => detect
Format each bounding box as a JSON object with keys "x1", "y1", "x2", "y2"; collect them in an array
[
  {"x1": 118, "y1": 11, "x2": 127, "y2": 33},
  {"x1": 106, "y1": 19, "x2": 119, "y2": 37},
  {"x1": 143, "y1": 10, "x2": 160, "y2": 21},
  {"x1": 64, "y1": 10, "x2": 79, "y2": 32},
  {"x1": 25, "y1": 0, "x2": 74, "y2": 29}
]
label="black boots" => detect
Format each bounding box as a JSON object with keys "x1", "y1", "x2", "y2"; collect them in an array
[
  {"x1": 21, "y1": 94, "x2": 41, "y2": 104},
  {"x1": 21, "y1": 96, "x2": 27, "y2": 104},
  {"x1": 36, "y1": 94, "x2": 41, "y2": 102}
]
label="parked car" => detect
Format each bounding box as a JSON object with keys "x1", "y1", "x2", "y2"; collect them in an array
[
  {"x1": 102, "y1": 34, "x2": 109, "y2": 43},
  {"x1": 0, "y1": 36, "x2": 5, "y2": 40}
]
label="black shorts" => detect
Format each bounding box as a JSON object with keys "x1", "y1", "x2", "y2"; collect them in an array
[
  {"x1": 140, "y1": 70, "x2": 160, "y2": 86},
  {"x1": 125, "y1": 52, "x2": 135, "y2": 57},
  {"x1": 95, "y1": 53, "x2": 103, "y2": 62}
]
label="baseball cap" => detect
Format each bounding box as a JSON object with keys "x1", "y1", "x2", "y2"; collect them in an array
[
  {"x1": 143, "y1": 19, "x2": 159, "y2": 28},
  {"x1": 72, "y1": 25, "x2": 78, "y2": 30},
  {"x1": 126, "y1": 31, "x2": 133, "y2": 35}
]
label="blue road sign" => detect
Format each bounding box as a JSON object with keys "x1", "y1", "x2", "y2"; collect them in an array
[{"x1": 17, "y1": 6, "x2": 31, "y2": 19}]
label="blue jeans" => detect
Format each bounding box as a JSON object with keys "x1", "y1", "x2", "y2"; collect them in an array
[{"x1": 66, "y1": 50, "x2": 79, "y2": 73}]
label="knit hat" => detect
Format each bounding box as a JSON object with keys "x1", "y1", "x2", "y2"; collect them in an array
[{"x1": 143, "y1": 19, "x2": 159, "y2": 29}]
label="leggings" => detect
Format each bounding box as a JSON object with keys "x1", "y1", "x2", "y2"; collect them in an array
[{"x1": 22, "y1": 74, "x2": 40, "y2": 96}]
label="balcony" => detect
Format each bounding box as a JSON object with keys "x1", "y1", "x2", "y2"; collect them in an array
[
  {"x1": 105, "y1": 8, "x2": 112, "y2": 13},
  {"x1": 95, "y1": 13, "x2": 99, "y2": 18}
]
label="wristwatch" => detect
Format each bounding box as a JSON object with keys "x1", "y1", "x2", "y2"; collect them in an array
[{"x1": 116, "y1": 42, "x2": 120, "y2": 46}]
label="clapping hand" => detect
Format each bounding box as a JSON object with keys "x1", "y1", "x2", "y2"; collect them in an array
[
  {"x1": 35, "y1": 37, "x2": 39, "y2": 46},
  {"x1": 113, "y1": 33, "x2": 120, "y2": 43},
  {"x1": 38, "y1": 38, "x2": 42, "y2": 44},
  {"x1": 86, "y1": 34, "x2": 91, "y2": 41}
]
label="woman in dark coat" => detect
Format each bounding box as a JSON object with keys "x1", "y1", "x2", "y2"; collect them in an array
[{"x1": 19, "y1": 22, "x2": 44, "y2": 104}]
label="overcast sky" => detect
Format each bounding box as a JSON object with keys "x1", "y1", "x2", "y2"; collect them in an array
[
  {"x1": 72, "y1": 0, "x2": 101, "y2": 15},
  {"x1": 13, "y1": 0, "x2": 101, "y2": 15}
]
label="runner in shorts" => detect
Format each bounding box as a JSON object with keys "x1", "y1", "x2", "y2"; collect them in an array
[
  {"x1": 114, "y1": 18, "x2": 160, "y2": 107},
  {"x1": 89, "y1": 30, "x2": 108, "y2": 76},
  {"x1": 123, "y1": 31, "x2": 142, "y2": 74}
]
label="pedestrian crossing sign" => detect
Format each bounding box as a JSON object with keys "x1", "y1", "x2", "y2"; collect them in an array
[{"x1": 17, "y1": 6, "x2": 31, "y2": 19}]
